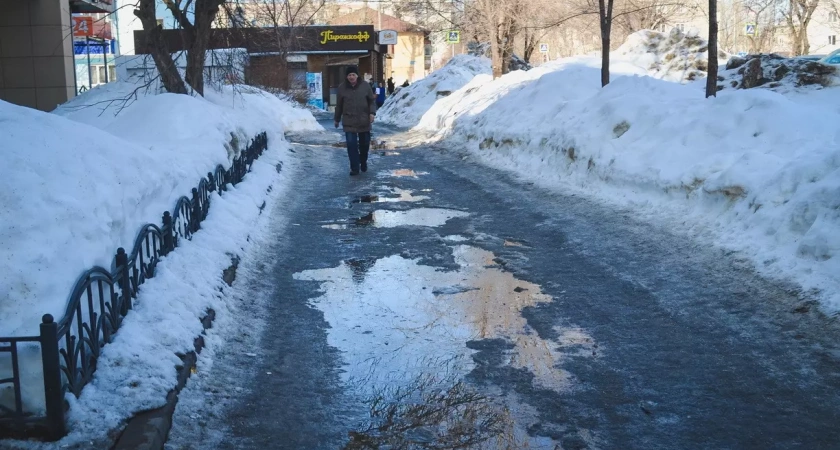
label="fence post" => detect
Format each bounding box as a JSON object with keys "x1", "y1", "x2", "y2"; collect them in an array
[
  {"x1": 40, "y1": 314, "x2": 66, "y2": 440},
  {"x1": 115, "y1": 248, "x2": 132, "y2": 314},
  {"x1": 162, "y1": 211, "x2": 174, "y2": 254},
  {"x1": 191, "y1": 188, "x2": 202, "y2": 232},
  {"x1": 207, "y1": 172, "x2": 215, "y2": 193}
]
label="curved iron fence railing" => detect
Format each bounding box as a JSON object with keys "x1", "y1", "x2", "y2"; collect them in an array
[{"x1": 0, "y1": 132, "x2": 268, "y2": 440}]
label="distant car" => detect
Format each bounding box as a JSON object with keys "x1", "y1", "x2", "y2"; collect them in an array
[{"x1": 818, "y1": 49, "x2": 840, "y2": 65}]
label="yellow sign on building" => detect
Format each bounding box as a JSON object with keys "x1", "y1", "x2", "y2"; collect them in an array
[{"x1": 320, "y1": 30, "x2": 371, "y2": 45}]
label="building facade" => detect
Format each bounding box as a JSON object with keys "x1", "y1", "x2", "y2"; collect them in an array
[
  {"x1": 133, "y1": 25, "x2": 384, "y2": 110},
  {"x1": 1, "y1": 0, "x2": 112, "y2": 111},
  {"x1": 327, "y1": 7, "x2": 431, "y2": 84}
]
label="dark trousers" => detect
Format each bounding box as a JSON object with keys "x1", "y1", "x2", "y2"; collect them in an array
[{"x1": 346, "y1": 131, "x2": 371, "y2": 171}]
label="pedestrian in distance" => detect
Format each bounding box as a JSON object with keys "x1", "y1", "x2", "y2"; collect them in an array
[
  {"x1": 402, "y1": 79, "x2": 410, "y2": 87},
  {"x1": 376, "y1": 82, "x2": 386, "y2": 108},
  {"x1": 387, "y1": 77, "x2": 395, "y2": 95},
  {"x1": 334, "y1": 66, "x2": 377, "y2": 176}
]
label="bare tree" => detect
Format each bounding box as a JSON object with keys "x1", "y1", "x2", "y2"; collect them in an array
[
  {"x1": 134, "y1": 0, "x2": 189, "y2": 94},
  {"x1": 133, "y1": 0, "x2": 226, "y2": 95},
  {"x1": 706, "y1": 0, "x2": 719, "y2": 97},
  {"x1": 218, "y1": 0, "x2": 325, "y2": 97},
  {"x1": 784, "y1": 0, "x2": 821, "y2": 55},
  {"x1": 613, "y1": 0, "x2": 696, "y2": 35}
]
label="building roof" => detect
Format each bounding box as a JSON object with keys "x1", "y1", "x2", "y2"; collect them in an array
[{"x1": 328, "y1": 7, "x2": 424, "y2": 33}]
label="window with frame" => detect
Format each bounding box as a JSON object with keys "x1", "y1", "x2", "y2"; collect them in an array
[
  {"x1": 830, "y1": 35, "x2": 837, "y2": 45},
  {"x1": 89, "y1": 64, "x2": 116, "y2": 86},
  {"x1": 829, "y1": 12, "x2": 839, "y2": 22},
  {"x1": 675, "y1": 23, "x2": 686, "y2": 32}
]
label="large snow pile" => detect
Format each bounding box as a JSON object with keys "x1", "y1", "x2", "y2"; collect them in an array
[
  {"x1": 404, "y1": 59, "x2": 840, "y2": 312},
  {"x1": 0, "y1": 78, "x2": 318, "y2": 434},
  {"x1": 616, "y1": 29, "x2": 729, "y2": 83},
  {"x1": 718, "y1": 53, "x2": 839, "y2": 92},
  {"x1": 2, "y1": 80, "x2": 317, "y2": 339},
  {"x1": 377, "y1": 55, "x2": 491, "y2": 127}
]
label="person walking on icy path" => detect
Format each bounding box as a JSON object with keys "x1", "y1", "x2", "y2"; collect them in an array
[{"x1": 334, "y1": 66, "x2": 377, "y2": 176}]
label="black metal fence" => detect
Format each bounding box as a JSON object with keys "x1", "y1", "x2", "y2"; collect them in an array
[{"x1": 0, "y1": 132, "x2": 268, "y2": 440}]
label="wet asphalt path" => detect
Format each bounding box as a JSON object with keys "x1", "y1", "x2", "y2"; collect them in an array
[{"x1": 171, "y1": 120, "x2": 840, "y2": 450}]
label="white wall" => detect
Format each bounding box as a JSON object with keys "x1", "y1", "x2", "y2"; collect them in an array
[
  {"x1": 808, "y1": 5, "x2": 840, "y2": 55},
  {"x1": 114, "y1": 0, "x2": 144, "y2": 55}
]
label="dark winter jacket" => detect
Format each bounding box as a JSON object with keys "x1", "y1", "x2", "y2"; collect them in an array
[{"x1": 334, "y1": 81, "x2": 377, "y2": 133}]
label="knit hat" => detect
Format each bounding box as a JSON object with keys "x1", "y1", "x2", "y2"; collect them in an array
[{"x1": 346, "y1": 65, "x2": 359, "y2": 77}]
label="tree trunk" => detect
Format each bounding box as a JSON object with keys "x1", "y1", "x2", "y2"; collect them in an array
[
  {"x1": 599, "y1": 0, "x2": 613, "y2": 87},
  {"x1": 134, "y1": 0, "x2": 188, "y2": 94},
  {"x1": 601, "y1": 27, "x2": 610, "y2": 86},
  {"x1": 706, "y1": 0, "x2": 719, "y2": 98},
  {"x1": 523, "y1": 30, "x2": 535, "y2": 63},
  {"x1": 185, "y1": 0, "x2": 223, "y2": 96},
  {"x1": 490, "y1": 24, "x2": 502, "y2": 78},
  {"x1": 801, "y1": 20, "x2": 811, "y2": 55},
  {"x1": 500, "y1": 18, "x2": 516, "y2": 74}
]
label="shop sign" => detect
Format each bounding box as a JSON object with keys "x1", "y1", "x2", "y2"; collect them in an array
[
  {"x1": 320, "y1": 30, "x2": 371, "y2": 45},
  {"x1": 378, "y1": 30, "x2": 398, "y2": 45}
]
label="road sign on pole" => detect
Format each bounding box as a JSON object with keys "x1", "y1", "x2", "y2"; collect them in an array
[
  {"x1": 446, "y1": 30, "x2": 460, "y2": 44},
  {"x1": 744, "y1": 23, "x2": 756, "y2": 36},
  {"x1": 539, "y1": 43, "x2": 549, "y2": 53}
]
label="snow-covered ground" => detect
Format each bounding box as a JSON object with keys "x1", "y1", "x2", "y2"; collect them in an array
[
  {"x1": 382, "y1": 30, "x2": 840, "y2": 313},
  {"x1": 0, "y1": 77, "x2": 319, "y2": 446}
]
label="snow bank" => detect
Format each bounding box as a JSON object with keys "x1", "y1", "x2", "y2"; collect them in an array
[
  {"x1": 407, "y1": 59, "x2": 840, "y2": 312},
  {"x1": 377, "y1": 55, "x2": 491, "y2": 127},
  {"x1": 1, "y1": 80, "x2": 318, "y2": 338},
  {"x1": 0, "y1": 79, "x2": 318, "y2": 422}
]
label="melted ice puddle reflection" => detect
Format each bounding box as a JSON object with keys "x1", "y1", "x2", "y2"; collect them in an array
[
  {"x1": 294, "y1": 245, "x2": 595, "y2": 393},
  {"x1": 322, "y1": 208, "x2": 468, "y2": 229},
  {"x1": 352, "y1": 188, "x2": 430, "y2": 204},
  {"x1": 380, "y1": 168, "x2": 429, "y2": 178}
]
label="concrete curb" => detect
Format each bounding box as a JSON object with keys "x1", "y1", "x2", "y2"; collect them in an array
[{"x1": 111, "y1": 310, "x2": 216, "y2": 450}]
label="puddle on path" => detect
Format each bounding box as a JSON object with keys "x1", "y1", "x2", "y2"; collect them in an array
[
  {"x1": 380, "y1": 151, "x2": 401, "y2": 156},
  {"x1": 294, "y1": 245, "x2": 596, "y2": 393},
  {"x1": 443, "y1": 235, "x2": 470, "y2": 242},
  {"x1": 295, "y1": 245, "x2": 602, "y2": 448},
  {"x1": 380, "y1": 169, "x2": 429, "y2": 178},
  {"x1": 322, "y1": 208, "x2": 468, "y2": 229},
  {"x1": 352, "y1": 188, "x2": 430, "y2": 205}
]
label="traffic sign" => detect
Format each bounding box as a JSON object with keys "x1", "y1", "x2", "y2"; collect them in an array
[
  {"x1": 744, "y1": 23, "x2": 756, "y2": 36},
  {"x1": 446, "y1": 30, "x2": 460, "y2": 44},
  {"x1": 539, "y1": 43, "x2": 549, "y2": 53}
]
